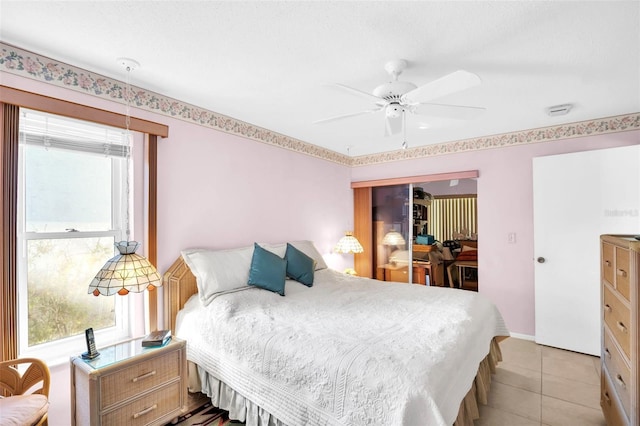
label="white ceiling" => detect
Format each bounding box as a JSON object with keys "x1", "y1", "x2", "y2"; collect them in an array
[{"x1": 1, "y1": 1, "x2": 638, "y2": 157}]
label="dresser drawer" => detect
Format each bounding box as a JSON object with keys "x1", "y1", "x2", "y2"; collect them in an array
[
  {"x1": 602, "y1": 242, "x2": 615, "y2": 285},
  {"x1": 100, "y1": 349, "x2": 181, "y2": 408},
  {"x1": 603, "y1": 328, "x2": 631, "y2": 418},
  {"x1": 615, "y1": 247, "x2": 630, "y2": 301},
  {"x1": 101, "y1": 380, "x2": 182, "y2": 426},
  {"x1": 603, "y1": 285, "x2": 631, "y2": 358},
  {"x1": 602, "y1": 370, "x2": 630, "y2": 426}
]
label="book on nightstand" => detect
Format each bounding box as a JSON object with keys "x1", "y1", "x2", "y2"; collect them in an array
[{"x1": 141, "y1": 329, "x2": 172, "y2": 347}]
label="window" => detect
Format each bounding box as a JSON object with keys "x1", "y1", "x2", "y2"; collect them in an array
[{"x1": 17, "y1": 109, "x2": 135, "y2": 362}]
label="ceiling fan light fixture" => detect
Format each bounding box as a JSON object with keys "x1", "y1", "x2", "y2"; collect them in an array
[{"x1": 385, "y1": 104, "x2": 404, "y2": 118}]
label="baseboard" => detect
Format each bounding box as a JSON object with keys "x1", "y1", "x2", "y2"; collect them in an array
[{"x1": 509, "y1": 332, "x2": 535, "y2": 341}]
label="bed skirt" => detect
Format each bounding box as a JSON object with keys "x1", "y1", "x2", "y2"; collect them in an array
[
  {"x1": 453, "y1": 337, "x2": 503, "y2": 426},
  {"x1": 189, "y1": 337, "x2": 504, "y2": 426}
]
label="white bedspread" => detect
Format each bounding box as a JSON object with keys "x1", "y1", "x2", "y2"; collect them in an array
[{"x1": 176, "y1": 269, "x2": 509, "y2": 426}]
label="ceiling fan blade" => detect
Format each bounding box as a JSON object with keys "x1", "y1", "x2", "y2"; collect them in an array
[
  {"x1": 385, "y1": 114, "x2": 403, "y2": 136},
  {"x1": 313, "y1": 107, "x2": 382, "y2": 125},
  {"x1": 333, "y1": 83, "x2": 385, "y2": 104},
  {"x1": 402, "y1": 70, "x2": 481, "y2": 104},
  {"x1": 413, "y1": 103, "x2": 486, "y2": 120}
]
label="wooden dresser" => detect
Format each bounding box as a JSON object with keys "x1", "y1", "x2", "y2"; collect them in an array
[
  {"x1": 600, "y1": 235, "x2": 639, "y2": 425},
  {"x1": 70, "y1": 337, "x2": 187, "y2": 426}
]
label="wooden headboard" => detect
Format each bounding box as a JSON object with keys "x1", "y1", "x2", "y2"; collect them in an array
[{"x1": 162, "y1": 256, "x2": 198, "y2": 333}]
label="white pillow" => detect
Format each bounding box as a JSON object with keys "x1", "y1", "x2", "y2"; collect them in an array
[
  {"x1": 181, "y1": 245, "x2": 254, "y2": 306},
  {"x1": 288, "y1": 240, "x2": 328, "y2": 270},
  {"x1": 257, "y1": 242, "x2": 287, "y2": 258}
]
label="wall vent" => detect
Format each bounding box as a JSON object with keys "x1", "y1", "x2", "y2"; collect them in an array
[{"x1": 547, "y1": 104, "x2": 573, "y2": 116}]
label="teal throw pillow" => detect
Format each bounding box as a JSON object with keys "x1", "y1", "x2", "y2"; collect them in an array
[
  {"x1": 285, "y1": 243, "x2": 315, "y2": 286},
  {"x1": 248, "y1": 243, "x2": 286, "y2": 296}
]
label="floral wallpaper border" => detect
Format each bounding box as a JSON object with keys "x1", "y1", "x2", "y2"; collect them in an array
[
  {"x1": 352, "y1": 112, "x2": 640, "y2": 166},
  {"x1": 0, "y1": 42, "x2": 351, "y2": 165},
  {"x1": 1, "y1": 42, "x2": 638, "y2": 167}
]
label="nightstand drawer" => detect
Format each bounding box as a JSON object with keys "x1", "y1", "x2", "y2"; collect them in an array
[
  {"x1": 603, "y1": 328, "x2": 631, "y2": 418},
  {"x1": 603, "y1": 285, "x2": 631, "y2": 358},
  {"x1": 100, "y1": 349, "x2": 181, "y2": 409},
  {"x1": 101, "y1": 380, "x2": 182, "y2": 426}
]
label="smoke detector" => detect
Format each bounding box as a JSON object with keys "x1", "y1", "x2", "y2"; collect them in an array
[{"x1": 547, "y1": 104, "x2": 573, "y2": 116}]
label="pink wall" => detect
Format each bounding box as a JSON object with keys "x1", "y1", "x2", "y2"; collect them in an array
[
  {"x1": 156, "y1": 118, "x2": 353, "y2": 273},
  {"x1": 351, "y1": 131, "x2": 640, "y2": 336}
]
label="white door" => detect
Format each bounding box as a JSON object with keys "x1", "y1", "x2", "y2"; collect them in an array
[{"x1": 533, "y1": 145, "x2": 640, "y2": 355}]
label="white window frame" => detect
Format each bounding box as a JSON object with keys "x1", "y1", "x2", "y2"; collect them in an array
[{"x1": 16, "y1": 109, "x2": 140, "y2": 365}]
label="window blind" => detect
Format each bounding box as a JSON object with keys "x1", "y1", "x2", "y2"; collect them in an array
[
  {"x1": 19, "y1": 109, "x2": 129, "y2": 157},
  {"x1": 428, "y1": 195, "x2": 478, "y2": 242}
]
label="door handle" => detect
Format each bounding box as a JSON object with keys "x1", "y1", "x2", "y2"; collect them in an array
[{"x1": 537, "y1": 257, "x2": 545, "y2": 264}]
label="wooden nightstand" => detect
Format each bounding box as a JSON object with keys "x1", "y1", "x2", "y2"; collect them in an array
[{"x1": 70, "y1": 337, "x2": 187, "y2": 426}]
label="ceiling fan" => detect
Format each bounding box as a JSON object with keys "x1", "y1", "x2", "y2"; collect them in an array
[{"x1": 315, "y1": 59, "x2": 485, "y2": 138}]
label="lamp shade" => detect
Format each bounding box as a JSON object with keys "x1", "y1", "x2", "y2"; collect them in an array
[
  {"x1": 382, "y1": 231, "x2": 406, "y2": 246},
  {"x1": 88, "y1": 241, "x2": 161, "y2": 296},
  {"x1": 334, "y1": 232, "x2": 364, "y2": 254}
]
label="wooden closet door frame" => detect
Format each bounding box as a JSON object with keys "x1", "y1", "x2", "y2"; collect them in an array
[
  {"x1": 351, "y1": 171, "x2": 479, "y2": 278},
  {"x1": 353, "y1": 187, "x2": 372, "y2": 277}
]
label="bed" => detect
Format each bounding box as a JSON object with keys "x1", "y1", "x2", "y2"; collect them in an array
[{"x1": 163, "y1": 241, "x2": 509, "y2": 426}]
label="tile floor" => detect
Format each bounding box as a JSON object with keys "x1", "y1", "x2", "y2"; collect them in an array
[{"x1": 475, "y1": 337, "x2": 605, "y2": 426}]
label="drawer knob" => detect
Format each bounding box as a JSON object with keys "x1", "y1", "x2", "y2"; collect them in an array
[
  {"x1": 603, "y1": 304, "x2": 612, "y2": 313},
  {"x1": 616, "y1": 268, "x2": 627, "y2": 277},
  {"x1": 604, "y1": 260, "x2": 611, "y2": 267},
  {"x1": 615, "y1": 374, "x2": 626, "y2": 389},
  {"x1": 133, "y1": 404, "x2": 157, "y2": 419},
  {"x1": 132, "y1": 370, "x2": 157, "y2": 382},
  {"x1": 604, "y1": 348, "x2": 611, "y2": 359},
  {"x1": 616, "y1": 321, "x2": 627, "y2": 333},
  {"x1": 603, "y1": 391, "x2": 611, "y2": 405}
]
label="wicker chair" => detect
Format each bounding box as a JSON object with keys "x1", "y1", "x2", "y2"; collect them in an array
[{"x1": 0, "y1": 357, "x2": 50, "y2": 426}]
